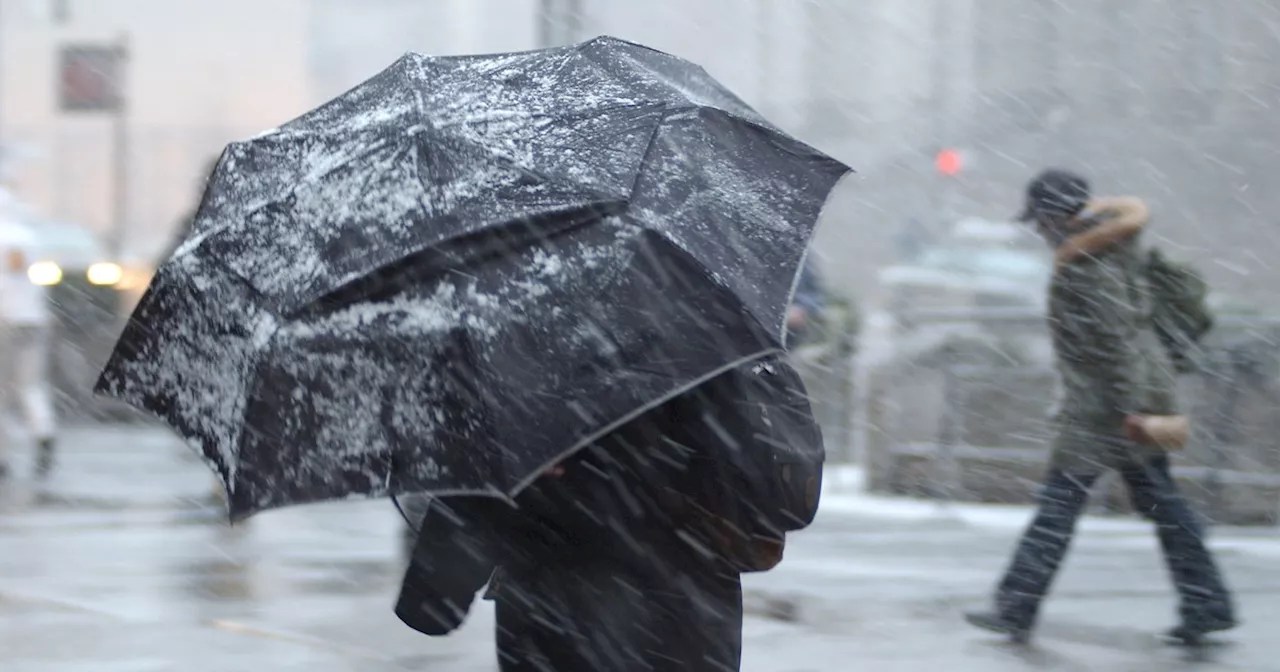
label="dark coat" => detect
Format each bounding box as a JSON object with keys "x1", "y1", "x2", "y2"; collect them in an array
[
  {"x1": 395, "y1": 358, "x2": 822, "y2": 671},
  {"x1": 395, "y1": 412, "x2": 745, "y2": 671},
  {"x1": 1047, "y1": 234, "x2": 1178, "y2": 474}
]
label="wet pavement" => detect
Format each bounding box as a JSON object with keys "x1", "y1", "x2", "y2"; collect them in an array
[{"x1": 2, "y1": 426, "x2": 1279, "y2": 670}]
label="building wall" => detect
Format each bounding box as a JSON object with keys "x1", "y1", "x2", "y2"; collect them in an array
[
  {"x1": 306, "y1": 0, "x2": 540, "y2": 103},
  {"x1": 309, "y1": 0, "x2": 1280, "y2": 308},
  {"x1": 0, "y1": 0, "x2": 311, "y2": 261},
  {"x1": 6, "y1": 0, "x2": 1273, "y2": 309},
  {"x1": 803, "y1": 0, "x2": 1280, "y2": 309}
]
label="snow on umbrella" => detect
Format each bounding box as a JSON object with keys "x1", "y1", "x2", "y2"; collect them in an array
[{"x1": 95, "y1": 36, "x2": 852, "y2": 520}]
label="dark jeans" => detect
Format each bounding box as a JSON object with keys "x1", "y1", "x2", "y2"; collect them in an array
[{"x1": 996, "y1": 456, "x2": 1234, "y2": 629}]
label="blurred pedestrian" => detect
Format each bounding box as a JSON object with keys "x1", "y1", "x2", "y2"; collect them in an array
[
  {"x1": 786, "y1": 256, "x2": 827, "y2": 346},
  {"x1": 0, "y1": 246, "x2": 57, "y2": 478},
  {"x1": 893, "y1": 216, "x2": 931, "y2": 261},
  {"x1": 965, "y1": 169, "x2": 1236, "y2": 646},
  {"x1": 396, "y1": 358, "x2": 823, "y2": 671}
]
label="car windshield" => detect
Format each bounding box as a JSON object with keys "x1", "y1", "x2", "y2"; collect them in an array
[{"x1": 31, "y1": 222, "x2": 102, "y2": 254}]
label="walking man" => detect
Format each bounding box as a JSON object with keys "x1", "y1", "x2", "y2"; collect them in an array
[
  {"x1": 786, "y1": 256, "x2": 827, "y2": 346},
  {"x1": 965, "y1": 169, "x2": 1236, "y2": 645}
]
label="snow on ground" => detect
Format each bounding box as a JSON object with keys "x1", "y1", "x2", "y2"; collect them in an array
[{"x1": 818, "y1": 464, "x2": 1280, "y2": 556}]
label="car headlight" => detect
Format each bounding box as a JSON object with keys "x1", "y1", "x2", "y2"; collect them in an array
[
  {"x1": 87, "y1": 262, "x2": 124, "y2": 286},
  {"x1": 27, "y1": 261, "x2": 62, "y2": 286}
]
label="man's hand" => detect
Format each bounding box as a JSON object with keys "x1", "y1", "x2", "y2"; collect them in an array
[
  {"x1": 1055, "y1": 196, "x2": 1149, "y2": 272},
  {"x1": 1123, "y1": 414, "x2": 1189, "y2": 450},
  {"x1": 1054, "y1": 240, "x2": 1085, "y2": 271},
  {"x1": 1123, "y1": 414, "x2": 1148, "y2": 443},
  {"x1": 786, "y1": 305, "x2": 808, "y2": 330}
]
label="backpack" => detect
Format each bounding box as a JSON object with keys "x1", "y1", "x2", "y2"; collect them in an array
[
  {"x1": 1144, "y1": 248, "x2": 1214, "y2": 373},
  {"x1": 659, "y1": 356, "x2": 826, "y2": 571}
]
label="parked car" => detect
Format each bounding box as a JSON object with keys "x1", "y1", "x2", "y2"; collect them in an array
[
  {"x1": 876, "y1": 218, "x2": 1052, "y2": 317},
  {"x1": 864, "y1": 218, "x2": 1054, "y2": 370}
]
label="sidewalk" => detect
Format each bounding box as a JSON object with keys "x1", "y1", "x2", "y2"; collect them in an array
[
  {"x1": 738, "y1": 465, "x2": 1280, "y2": 669},
  {"x1": 4, "y1": 428, "x2": 1280, "y2": 670}
]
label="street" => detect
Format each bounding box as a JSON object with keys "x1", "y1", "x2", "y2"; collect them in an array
[{"x1": 3, "y1": 426, "x2": 1279, "y2": 671}]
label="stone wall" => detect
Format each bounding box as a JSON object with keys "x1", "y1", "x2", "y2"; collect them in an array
[{"x1": 865, "y1": 325, "x2": 1280, "y2": 525}]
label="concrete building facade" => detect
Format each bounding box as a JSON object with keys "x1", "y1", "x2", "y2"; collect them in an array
[
  {"x1": 0, "y1": 0, "x2": 312, "y2": 260},
  {"x1": 2, "y1": 1, "x2": 1277, "y2": 307}
]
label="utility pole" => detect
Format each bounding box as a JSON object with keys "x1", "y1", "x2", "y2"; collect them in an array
[
  {"x1": 928, "y1": 0, "x2": 955, "y2": 237},
  {"x1": 110, "y1": 32, "x2": 130, "y2": 259},
  {"x1": 58, "y1": 25, "x2": 130, "y2": 257}
]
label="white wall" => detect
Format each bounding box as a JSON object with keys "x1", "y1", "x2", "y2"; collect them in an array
[
  {"x1": 307, "y1": 0, "x2": 540, "y2": 104},
  {"x1": 0, "y1": 0, "x2": 312, "y2": 260}
]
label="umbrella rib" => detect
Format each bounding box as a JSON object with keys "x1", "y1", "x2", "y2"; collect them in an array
[
  {"x1": 574, "y1": 42, "x2": 767, "y2": 129},
  {"x1": 231, "y1": 133, "x2": 395, "y2": 226},
  {"x1": 527, "y1": 110, "x2": 667, "y2": 159},
  {"x1": 416, "y1": 124, "x2": 565, "y2": 196},
  {"x1": 649, "y1": 227, "x2": 787, "y2": 351},
  {"x1": 426, "y1": 106, "x2": 659, "y2": 198},
  {"x1": 510, "y1": 350, "x2": 781, "y2": 497},
  {"x1": 624, "y1": 108, "x2": 674, "y2": 203}
]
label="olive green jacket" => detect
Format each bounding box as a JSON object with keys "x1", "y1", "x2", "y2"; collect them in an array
[{"x1": 1047, "y1": 234, "x2": 1178, "y2": 473}]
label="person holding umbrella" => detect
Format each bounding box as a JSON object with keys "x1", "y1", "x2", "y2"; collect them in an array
[
  {"x1": 395, "y1": 251, "x2": 829, "y2": 558},
  {"x1": 398, "y1": 357, "x2": 822, "y2": 670},
  {"x1": 786, "y1": 256, "x2": 827, "y2": 345},
  {"x1": 94, "y1": 37, "x2": 849, "y2": 670}
]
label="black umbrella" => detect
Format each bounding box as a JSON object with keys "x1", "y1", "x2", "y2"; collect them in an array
[{"x1": 96, "y1": 36, "x2": 851, "y2": 520}]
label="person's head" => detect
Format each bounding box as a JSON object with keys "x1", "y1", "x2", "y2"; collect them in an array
[{"x1": 1015, "y1": 169, "x2": 1090, "y2": 234}]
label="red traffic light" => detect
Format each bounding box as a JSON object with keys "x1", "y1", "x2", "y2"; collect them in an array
[{"x1": 935, "y1": 149, "x2": 962, "y2": 176}]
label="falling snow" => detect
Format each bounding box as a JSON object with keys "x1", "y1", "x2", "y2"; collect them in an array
[{"x1": 6, "y1": 5, "x2": 1280, "y2": 671}]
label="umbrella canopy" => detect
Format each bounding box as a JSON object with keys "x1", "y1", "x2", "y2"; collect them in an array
[{"x1": 96, "y1": 36, "x2": 851, "y2": 520}]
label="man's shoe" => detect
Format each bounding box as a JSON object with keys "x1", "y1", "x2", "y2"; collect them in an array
[
  {"x1": 1162, "y1": 618, "x2": 1237, "y2": 646},
  {"x1": 34, "y1": 438, "x2": 55, "y2": 478},
  {"x1": 965, "y1": 610, "x2": 1031, "y2": 644}
]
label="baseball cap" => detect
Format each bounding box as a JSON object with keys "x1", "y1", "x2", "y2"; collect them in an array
[{"x1": 1015, "y1": 169, "x2": 1090, "y2": 223}]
